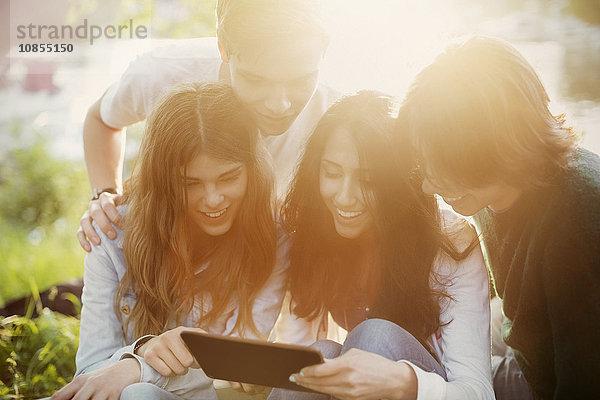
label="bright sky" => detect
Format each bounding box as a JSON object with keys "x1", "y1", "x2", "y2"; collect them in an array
[{"x1": 321, "y1": 0, "x2": 471, "y2": 94}]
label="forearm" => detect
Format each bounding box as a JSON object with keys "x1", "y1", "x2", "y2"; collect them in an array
[
  {"x1": 76, "y1": 342, "x2": 137, "y2": 376},
  {"x1": 429, "y1": 245, "x2": 494, "y2": 400},
  {"x1": 387, "y1": 361, "x2": 418, "y2": 400},
  {"x1": 76, "y1": 236, "x2": 130, "y2": 375},
  {"x1": 83, "y1": 97, "x2": 125, "y2": 191}
]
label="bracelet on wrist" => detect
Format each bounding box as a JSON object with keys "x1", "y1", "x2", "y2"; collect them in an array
[
  {"x1": 91, "y1": 187, "x2": 120, "y2": 201},
  {"x1": 133, "y1": 336, "x2": 154, "y2": 355}
]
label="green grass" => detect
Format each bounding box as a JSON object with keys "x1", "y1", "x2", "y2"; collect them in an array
[
  {"x1": 0, "y1": 7, "x2": 220, "y2": 395},
  {"x1": 0, "y1": 128, "x2": 89, "y2": 307},
  {"x1": 1, "y1": 307, "x2": 80, "y2": 399},
  {"x1": 0, "y1": 221, "x2": 86, "y2": 308}
]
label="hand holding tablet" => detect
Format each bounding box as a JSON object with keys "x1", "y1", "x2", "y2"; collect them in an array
[{"x1": 180, "y1": 331, "x2": 324, "y2": 392}]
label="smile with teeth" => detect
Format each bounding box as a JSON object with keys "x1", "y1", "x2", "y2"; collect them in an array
[
  {"x1": 336, "y1": 208, "x2": 364, "y2": 218},
  {"x1": 203, "y1": 208, "x2": 227, "y2": 218},
  {"x1": 443, "y1": 195, "x2": 464, "y2": 202}
]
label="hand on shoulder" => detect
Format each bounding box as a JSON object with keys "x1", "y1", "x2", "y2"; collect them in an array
[{"x1": 77, "y1": 192, "x2": 124, "y2": 252}]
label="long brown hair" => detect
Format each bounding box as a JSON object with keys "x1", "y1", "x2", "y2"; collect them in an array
[
  {"x1": 116, "y1": 82, "x2": 276, "y2": 338},
  {"x1": 281, "y1": 91, "x2": 472, "y2": 345}
]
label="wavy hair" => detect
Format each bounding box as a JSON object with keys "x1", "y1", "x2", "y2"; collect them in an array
[
  {"x1": 116, "y1": 82, "x2": 276, "y2": 339},
  {"x1": 281, "y1": 91, "x2": 473, "y2": 345},
  {"x1": 401, "y1": 35, "x2": 578, "y2": 190}
]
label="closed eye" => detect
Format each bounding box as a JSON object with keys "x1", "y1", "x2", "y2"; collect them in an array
[
  {"x1": 184, "y1": 178, "x2": 202, "y2": 187},
  {"x1": 320, "y1": 160, "x2": 343, "y2": 179},
  {"x1": 322, "y1": 168, "x2": 342, "y2": 179},
  {"x1": 220, "y1": 173, "x2": 241, "y2": 183},
  {"x1": 358, "y1": 173, "x2": 372, "y2": 186}
]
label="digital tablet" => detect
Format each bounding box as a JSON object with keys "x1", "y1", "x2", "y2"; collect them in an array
[{"x1": 180, "y1": 331, "x2": 323, "y2": 392}]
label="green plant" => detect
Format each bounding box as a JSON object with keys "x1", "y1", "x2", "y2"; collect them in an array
[
  {"x1": 65, "y1": 0, "x2": 218, "y2": 39},
  {"x1": 0, "y1": 306, "x2": 79, "y2": 399},
  {"x1": 0, "y1": 129, "x2": 88, "y2": 306},
  {"x1": 0, "y1": 219, "x2": 86, "y2": 307},
  {"x1": 0, "y1": 133, "x2": 88, "y2": 231}
]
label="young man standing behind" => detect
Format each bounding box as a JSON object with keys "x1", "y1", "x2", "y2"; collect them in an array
[{"x1": 79, "y1": 0, "x2": 339, "y2": 251}]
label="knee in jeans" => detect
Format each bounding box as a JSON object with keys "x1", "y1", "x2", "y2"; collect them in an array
[
  {"x1": 311, "y1": 339, "x2": 342, "y2": 359},
  {"x1": 120, "y1": 382, "x2": 163, "y2": 400},
  {"x1": 343, "y1": 318, "x2": 415, "y2": 357}
]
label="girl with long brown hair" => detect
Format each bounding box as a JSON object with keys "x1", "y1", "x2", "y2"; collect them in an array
[
  {"x1": 53, "y1": 82, "x2": 285, "y2": 400},
  {"x1": 273, "y1": 91, "x2": 494, "y2": 400}
]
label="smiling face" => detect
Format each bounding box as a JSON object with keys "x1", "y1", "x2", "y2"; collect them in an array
[
  {"x1": 421, "y1": 172, "x2": 522, "y2": 216},
  {"x1": 185, "y1": 153, "x2": 248, "y2": 237},
  {"x1": 319, "y1": 128, "x2": 374, "y2": 239},
  {"x1": 226, "y1": 36, "x2": 324, "y2": 137}
]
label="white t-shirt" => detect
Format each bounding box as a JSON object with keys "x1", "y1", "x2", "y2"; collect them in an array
[{"x1": 100, "y1": 37, "x2": 341, "y2": 197}]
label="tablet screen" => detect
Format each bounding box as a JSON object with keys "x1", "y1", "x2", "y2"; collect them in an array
[{"x1": 180, "y1": 331, "x2": 324, "y2": 393}]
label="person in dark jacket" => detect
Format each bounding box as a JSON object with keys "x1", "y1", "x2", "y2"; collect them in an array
[{"x1": 399, "y1": 35, "x2": 600, "y2": 400}]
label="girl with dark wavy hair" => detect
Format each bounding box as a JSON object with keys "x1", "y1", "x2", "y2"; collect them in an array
[
  {"x1": 273, "y1": 91, "x2": 494, "y2": 400},
  {"x1": 53, "y1": 82, "x2": 286, "y2": 400}
]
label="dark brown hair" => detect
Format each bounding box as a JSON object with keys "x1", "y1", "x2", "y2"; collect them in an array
[{"x1": 281, "y1": 91, "x2": 472, "y2": 344}]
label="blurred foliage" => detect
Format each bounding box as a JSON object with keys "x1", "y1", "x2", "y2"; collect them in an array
[
  {"x1": 0, "y1": 131, "x2": 88, "y2": 306},
  {"x1": 565, "y1": 0, "x2": 600, "y2": 24},
  {"x1": 131, "y1": 0, "x2": 218, "y2": 38},
  {"x1": 65, "y1": 0, "x2": 218, "y2": 38},
  {"x1": 0, "y1": 305, "x2": 80, "y2": 400},
  {"x1": 0, "y1": 221, "x2": 86, "y2": 307},
  {"x1": 0, "y1": 133, "x2": 87, "y2": 230}
]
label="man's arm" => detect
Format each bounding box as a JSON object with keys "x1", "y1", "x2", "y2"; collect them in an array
[
  {"x1": 84, "y1": 96, "x2": 125, "y2": 194},
  {"x1": 77, "y1": 39, "x2": 222, "y2": 251},
  {"x1": 77, "y1": 96, "x2": 125, "y2": 252}
]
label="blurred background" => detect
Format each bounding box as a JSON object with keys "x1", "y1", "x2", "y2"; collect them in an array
[{"x1": 0, "y1": 0, "x2": 599, "y2": 397}]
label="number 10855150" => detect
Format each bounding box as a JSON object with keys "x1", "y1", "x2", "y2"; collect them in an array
[{"x1": 19, "y1": 43, "x2": 74, "y2": 53}]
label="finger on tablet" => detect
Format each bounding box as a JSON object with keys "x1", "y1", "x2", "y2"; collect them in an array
[{"x1": 230, "y1": 382, "x2": 244, "y2": 392}]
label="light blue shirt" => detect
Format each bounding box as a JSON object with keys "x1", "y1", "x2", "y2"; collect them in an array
[{"x1": 76, "y1": 214, "x2": 290, "y2": 399}]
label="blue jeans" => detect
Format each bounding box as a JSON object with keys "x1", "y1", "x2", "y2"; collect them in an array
[
  {"x1": 119, "y1": 382, "x2": 256, "y2": 400},
  {"x1": 492, "y1": 347, "x2": 535, "y2": 400},
  {"x1": 120, "y1": 383, "x2": 184, "y2": 400},
  {"x1": 268, "y1": 318, "x2": 446, "y2": 400},
  {"x1": 38, "y1": 383, "x2": 186, "y2": 400},
  {"x1": 491, "y1": 300, "x2": 534, "y2": 400},
  {"x1": 42, "y1": 383, "x2": 192, "y2": 400}
]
